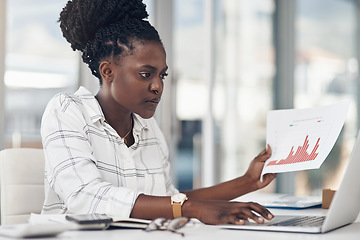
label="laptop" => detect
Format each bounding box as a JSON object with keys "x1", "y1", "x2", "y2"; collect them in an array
[{"x1": 221, "y1": 131, "x2": 360, "y2": 233}]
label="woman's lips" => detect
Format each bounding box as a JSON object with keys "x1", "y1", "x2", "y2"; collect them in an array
[
  {"x1": 146, "y1": 97, "x2": 160, "y2": 103},
  {"x1": 145, "y1": 97, "x2": 161, "y2": 107}
]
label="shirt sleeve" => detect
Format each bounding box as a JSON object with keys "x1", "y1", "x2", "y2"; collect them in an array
[{"x1": 41, "y1": 94, "x2": 141, "y2": 218}]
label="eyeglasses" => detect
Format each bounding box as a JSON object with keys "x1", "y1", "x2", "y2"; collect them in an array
[{"x1": 144, "y1": 217, "x2": 190, "y2": 236}]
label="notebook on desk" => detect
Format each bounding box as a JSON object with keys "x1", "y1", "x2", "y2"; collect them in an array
[
  {"x1": 262, "y1": 195, "x2": 322, "y2": 209},
  {"x1": 221, "y1": 131, "x2": 360, "y2": 234}
]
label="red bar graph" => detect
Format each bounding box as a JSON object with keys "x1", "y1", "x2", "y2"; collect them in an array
[{"x1": 267, "y1": 135, "x2": 320, "y2": 166}]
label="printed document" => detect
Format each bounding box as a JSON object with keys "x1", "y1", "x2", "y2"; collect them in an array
[{"x1": 261, "y1": 101, "x2": 349, "y2": 181}]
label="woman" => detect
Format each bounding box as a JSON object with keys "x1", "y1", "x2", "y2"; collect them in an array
[{"x1": 41, "y1": 0, "x2": 276, "y2": 225}]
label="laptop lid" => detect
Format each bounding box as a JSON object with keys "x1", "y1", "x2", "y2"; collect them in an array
[{"x1": 322, "y1": 131, "x2": 360, "y2": 232}]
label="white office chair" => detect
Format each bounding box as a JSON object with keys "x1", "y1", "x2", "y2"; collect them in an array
[{"x1": 0, "y1": 148, "x2": 45, "y2": 225}]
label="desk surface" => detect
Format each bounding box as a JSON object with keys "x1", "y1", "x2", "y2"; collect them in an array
[
  {"x1": 2, "y1": 193, "x2": 360, "y2": 240},
  {"x1": 35, "y1": 212, "x2": 360, "y2": 240}
]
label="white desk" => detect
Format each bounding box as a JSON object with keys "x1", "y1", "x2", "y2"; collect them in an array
[
  {"x1": 2, "y1": 193, "x2": 359, "y2": 240},
  {"x1": 28, "y1": 211, "x2": 360, "y2": 240}
]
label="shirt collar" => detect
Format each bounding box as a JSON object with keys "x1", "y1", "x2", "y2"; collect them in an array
[
  {"x1": 74, "y1": 86, "x2": 104, "y2": 123},
  {"x1": 133, "y1": 113, "x2": 148, "y2": 134}
]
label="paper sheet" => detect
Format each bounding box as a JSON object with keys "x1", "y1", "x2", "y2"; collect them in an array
[{"x1": 260, "y1": 101, "x2": 349, "y2": 181}]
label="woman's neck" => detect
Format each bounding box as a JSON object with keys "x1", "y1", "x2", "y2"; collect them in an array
[{"x1": 95, "y1": 91, "x2": 133, "y2": 143}]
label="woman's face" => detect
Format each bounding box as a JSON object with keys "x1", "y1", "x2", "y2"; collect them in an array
[{"x1": 105, "y1": 41, "x2": 168, "y2": 119}]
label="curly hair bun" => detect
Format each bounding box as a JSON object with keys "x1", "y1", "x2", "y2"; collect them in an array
[{"x1": 59, "y1": 0, "x2": 148, "y2": 51}]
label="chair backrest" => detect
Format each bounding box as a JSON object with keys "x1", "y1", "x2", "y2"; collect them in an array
[{"x1": 0, "y1": 148, "x2": 45, "y2": 225}]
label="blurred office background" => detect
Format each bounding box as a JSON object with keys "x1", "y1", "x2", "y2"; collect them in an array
[{"x1": 0, "y1": 0, "x2": 359, "y2": 196}]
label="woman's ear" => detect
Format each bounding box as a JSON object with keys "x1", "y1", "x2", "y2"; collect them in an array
[{"x1": 99, "y1": 61, "x2": 114, "y2": 83}]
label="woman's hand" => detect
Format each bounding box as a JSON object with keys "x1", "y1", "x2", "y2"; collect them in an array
[
  {"x1": 191, "y1": 200, "x2": 274, "y2": 225},
  {"x1": 243, "y1": 145, "x2": 276, "y2": 190}
]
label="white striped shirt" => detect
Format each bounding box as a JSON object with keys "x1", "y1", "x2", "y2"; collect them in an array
[{"x1": 40, "y1": 86, "x2": 178, "y2": 218}]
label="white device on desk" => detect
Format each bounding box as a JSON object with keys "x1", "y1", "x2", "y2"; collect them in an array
[
  {"x1": 221, "y1": 130, "x2": 360, "y2": 233},
  {"x1": 0, "y1": 223, "x2": 71, "y2": 238}
]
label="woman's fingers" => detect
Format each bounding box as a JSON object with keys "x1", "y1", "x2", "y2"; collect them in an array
[
  {"x1": 266, "y1": 144, "x2": 272, "y2": 155},
  {"x1": 198, "y1": 200, "x2": 274, "y2": 225},
  {"x1": 261, "y1": 173, "x2": 277, "y2": 185},
  {"x1": 234, "y1": 202, "x2": 274, "y2": 224},
  {"x1": 248, "y1": 202, "x2": 274, "y2": 220},
  {"x1": 226, "y1": 215, "x2": 246, "y2": 225},
  {"x1": 255, "y1": 146, "x2": 272, "y2": 162}
]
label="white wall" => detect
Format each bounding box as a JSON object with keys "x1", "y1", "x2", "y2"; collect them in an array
[{"x1": 0, "y1": 0, "x2": 6, "y2": 150}]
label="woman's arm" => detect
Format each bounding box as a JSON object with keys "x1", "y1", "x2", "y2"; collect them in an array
[
  {"x1": 130, "y1": 194, "x2": 274, "y2": 225},
  {"x1": 185, "y1": 146, "x2": 276, "y2": 201},
  {"x1": 130, "y1": 146, "x2": 276, "y2": 225}
]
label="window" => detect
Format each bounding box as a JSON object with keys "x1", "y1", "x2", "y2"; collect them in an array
[
  {"x1": 5, "y1": 0, "x2": 79, "y2": 148},
  {"x1": 174, "y1": 0, "x2": 205, "y2": 190},
  {"x1": 214, "y1": 0, "x2": 275, "y2": 186},
  {"x1": 294, "y1": 0, "x2": 359, "y2": 195},
  {"x1": 173, "y1": 0, "x2": 275, "y2": 190}
]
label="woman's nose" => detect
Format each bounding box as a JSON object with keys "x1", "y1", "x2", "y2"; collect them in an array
[{"x1": 149, "y1": 78, "x2": 163, "y2": 95}]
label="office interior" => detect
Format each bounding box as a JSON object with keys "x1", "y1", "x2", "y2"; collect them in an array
[{"x1": 0, "y1": 0, "x2": 359, "y2": 197}]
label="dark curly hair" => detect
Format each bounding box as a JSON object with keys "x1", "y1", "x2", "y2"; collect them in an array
[{"x1": 59, "y1": 0, "x2": 162, "y2": 83}]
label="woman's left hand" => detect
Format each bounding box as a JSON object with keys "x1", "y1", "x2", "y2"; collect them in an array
[{"x1": 244, "y1": 145, "x2": 277, "y2": 190}]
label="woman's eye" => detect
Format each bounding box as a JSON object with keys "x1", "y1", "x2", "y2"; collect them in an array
[
  {"x1": 140, "y1": 72, "x2": 151, "y2": 78},
  {"x1": 160, "y1": 73, "x2": 168, "y2": 80}
]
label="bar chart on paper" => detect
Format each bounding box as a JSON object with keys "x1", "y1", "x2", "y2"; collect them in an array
[
  {"x1": 260, "y1": 101, "x2": 349, "y2": 181},
  {"x1": 266, "y1": 135, "x2": 320, "y2": 166}
]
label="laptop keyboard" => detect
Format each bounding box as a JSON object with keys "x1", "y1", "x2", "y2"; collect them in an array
[{"x1": 270, "y1": 216, "x2": 326, "y2": 227}]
